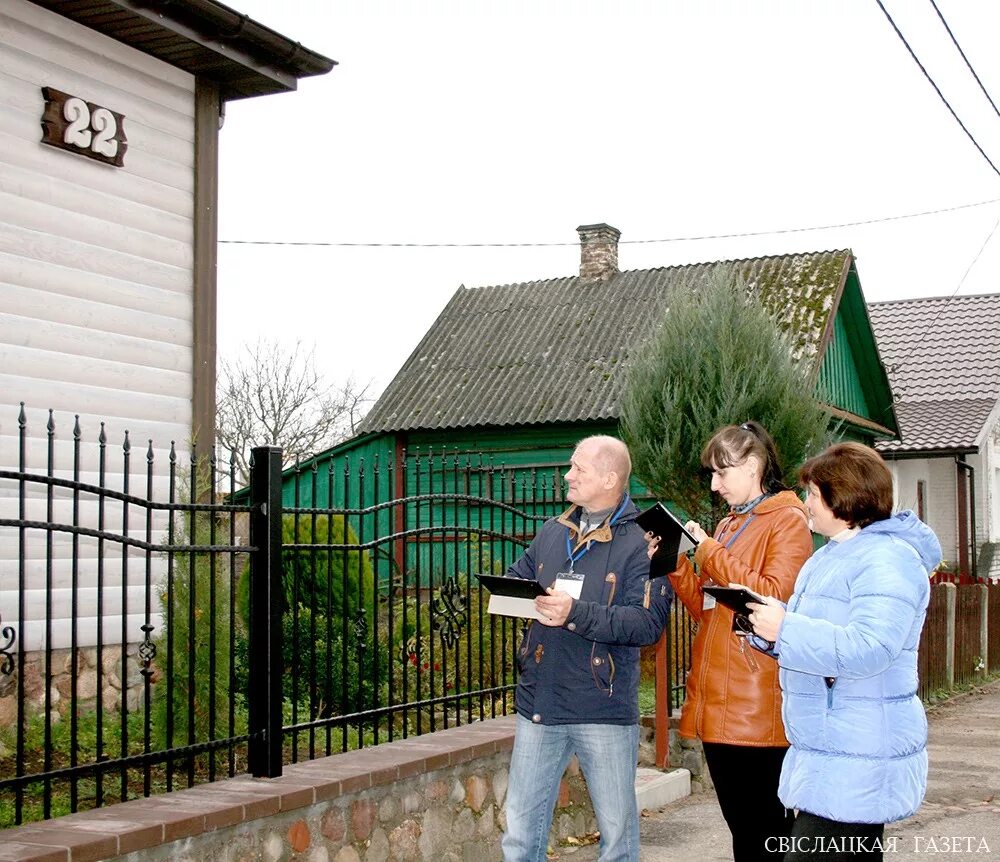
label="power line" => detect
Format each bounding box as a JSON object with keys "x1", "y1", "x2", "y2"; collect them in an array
[
  {"x1": 928, "y1": 0, "x2": 1000, "y2": 122},
  {"x1": 867, "y1": 0, "x2": 1000, "y2": 410},
  {"x1": 874, "y1": 0, "x2": 1000, "y2": 179},
  {"x1": 219, "y1": 196, "x2": 1000, "y2": 248}
]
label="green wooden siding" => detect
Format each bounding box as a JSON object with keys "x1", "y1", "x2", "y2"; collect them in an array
[
  {"x1": 407, "y1": 423, "x2": 655, "y2": 501},
  {"x1": 280, "y1": 434, "x2": 396, "y2": 509},
  {"x1": 817, "y1": 313, "x2": 870, "y2": 419},
  {"x1": 401, "y1": 423, "x2": 626, "y2": 586},
  {"x1": 812, "y1": 270, "x2": 896, "y2": 439},
  {"x1": 276, "y1": 424, "x2": 660, "y2": 590}
]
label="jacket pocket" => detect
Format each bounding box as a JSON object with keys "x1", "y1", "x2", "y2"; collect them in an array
[
  {"x1": 590, "y1": 644, "x2": 615, "y2": 694},
  {"x1": 603, "y1": 571, "x2": 617, "y2": 605}
]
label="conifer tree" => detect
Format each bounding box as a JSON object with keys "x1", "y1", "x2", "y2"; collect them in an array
[{"x1": 620, "y1": 267, "x2": 830, "y2": 521}]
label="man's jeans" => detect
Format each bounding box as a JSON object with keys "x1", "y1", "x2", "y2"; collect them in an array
[{"x1": 501, "y1": 716, "x2": 640, "y2": 862}]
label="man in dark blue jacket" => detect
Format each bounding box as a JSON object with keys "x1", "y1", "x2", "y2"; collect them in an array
[{"x1": 501, "y1": 435, "x2": 672, "y2": 862}]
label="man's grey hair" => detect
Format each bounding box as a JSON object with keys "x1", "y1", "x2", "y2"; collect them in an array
[{"x1": 575, "y1": 435, "x2": 632, "y2": 491}]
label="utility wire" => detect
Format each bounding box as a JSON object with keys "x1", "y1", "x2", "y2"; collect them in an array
[
  {"x1": 219, "y1": 196, "x2": 1000, "y2": 248},
  {"x1": 870, "y1": 0, "x2": 1000, "y2": 421},
  {"x1": 874, "y1": 0, "x2": 1000, "y2": 179},
  {"x1": 929, "y1": 0, "x2": 1000, "y2": 122},
  {"x1": 952, "y1": 214, "x2": 1000, "y2": 295}
]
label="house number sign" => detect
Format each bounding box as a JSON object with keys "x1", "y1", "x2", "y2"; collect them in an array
[{"x1": 40, "y1": 87, "x2": 127, "y2": 167}]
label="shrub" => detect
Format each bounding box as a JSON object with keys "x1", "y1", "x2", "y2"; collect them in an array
[
  {"x1": 234, "y1": 514, "x2": 384, "y2": 719},
  {"x1": 151, "y1": 512, "x2": 240, "y2": 753},
  {"x1": 620, "y1": 266, "x2": 830, "y2": 521},
  {"x1": 380, "y1": 573, "x2": 522, "y2": 732}
]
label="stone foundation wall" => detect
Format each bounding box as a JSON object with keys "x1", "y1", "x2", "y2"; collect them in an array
[
  {"x1": 671, "y1": 728, "x2": 711, "y2": 792},
  {"x1": 0, "y1": 643, "x2": 146, "y2": 731},
  {"x1": 0, "y1": 715, "x2": 601, "y2": 862},
  {"x1": 111, "y1": 750, "x2": 596, "y2": 862},
  {"x1": 639, "y1": 714, "x2": 711, "y2": 792}
]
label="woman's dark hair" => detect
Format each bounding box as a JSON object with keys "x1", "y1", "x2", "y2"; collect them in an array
[
  {"x1": 700, "y1": 421, "x2": 787, "y2": 493},
  {"x1": 798, "y1": 442, "x2": 893, "y2": 528}
]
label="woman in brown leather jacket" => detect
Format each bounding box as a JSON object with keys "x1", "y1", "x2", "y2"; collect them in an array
[{"x1": 650, "y1": 422, "x2": 812, "y2": 862}]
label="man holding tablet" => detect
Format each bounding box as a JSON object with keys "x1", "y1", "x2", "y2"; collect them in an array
[{"x1": 500, "y1": 435, "x2": 672, "y2": 862}]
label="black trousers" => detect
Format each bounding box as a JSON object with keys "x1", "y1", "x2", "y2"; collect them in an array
[
  {"x1": 784, "y1": 812, "x2": 886, "y2": 861},
  {"x1": 702, "y1": 742, "x2": 794, "y2": 862}
]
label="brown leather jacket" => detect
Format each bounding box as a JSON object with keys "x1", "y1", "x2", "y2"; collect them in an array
[{"x1": 670, "y1": 490, "x2": 812, "y2": 746}]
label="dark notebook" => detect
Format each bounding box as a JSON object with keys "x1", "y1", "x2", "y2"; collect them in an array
[
  {"x1": 635, "y1": 502, "x2": 698, "y2": 578},
  {"x1": 475, "y1": 573, "x2": 546, "y2": 620},
  {"x1": 474, "y1": 573, "x2": 547, "y2": 599},
  {"x1": 701, "y1": 584, "x2": 768, "y2": 619}
]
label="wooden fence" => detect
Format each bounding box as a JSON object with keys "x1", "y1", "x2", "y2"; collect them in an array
[{"x1": 917, "y1": 582, "x2": 998, "y2": 699}]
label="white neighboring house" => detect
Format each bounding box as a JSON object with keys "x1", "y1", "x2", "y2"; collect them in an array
[
  {"x1": 0, "y1": 0, "x2": 334, "y2": 651},
  {"x1": 870, "y1": 293, "x2": 1000, "y2": 581}
]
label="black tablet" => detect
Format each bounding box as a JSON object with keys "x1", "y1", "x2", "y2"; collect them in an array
[
  {"x1": 636, "y1": 502, "x2": 698, "y2": 578},
  {"x1": 702, "y1": 585, "x2": 767, "y2": 618},
  {"x1": 474, "y1": 573, "x2": 547, "y2": 599}
]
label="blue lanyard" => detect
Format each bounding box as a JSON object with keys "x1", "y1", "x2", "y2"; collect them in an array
[{"x1": 565, "y1": 495, "x2": 630, "y2": 571}]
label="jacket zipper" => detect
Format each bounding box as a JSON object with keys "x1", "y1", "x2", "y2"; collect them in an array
[
  {"x1": 793, "y1": 547, "x2": 841, "y2": 705},
  {"x1": 694, "y1": 515, "x2": 746, "y2": 733},
  {"x1": 694, "y1": 600, "x2": 722, "y2": 733},
  {"x1": 590, "y1": 573, "x2": 618, "y2": 696}
]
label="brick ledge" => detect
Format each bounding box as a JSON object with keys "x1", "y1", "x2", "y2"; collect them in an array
[{"x1": 0, "y1": 715, "x2": 518, "y2": 862}]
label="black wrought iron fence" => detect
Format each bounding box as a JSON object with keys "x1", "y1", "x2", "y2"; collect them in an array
[
  {"x1": 0, "y1": 409, "x2": 694, "y2": 827},
  {"x1": 257, "y1": 446, "x2": 569, "y2": 768},
  {"x1": 0, "y1": 406, "x2": 250, "y2": 826}
]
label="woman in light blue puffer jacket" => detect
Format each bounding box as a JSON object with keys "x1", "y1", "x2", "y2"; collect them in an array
[{"x1": 749, "y1": 443, "x2": 941, "y2": 860}]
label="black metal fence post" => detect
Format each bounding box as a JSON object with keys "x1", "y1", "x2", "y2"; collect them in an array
[{"x1": 248, "y1": 446, "x2": 284, "y2": 778}]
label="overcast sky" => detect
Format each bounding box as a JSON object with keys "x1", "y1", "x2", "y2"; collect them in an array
[{"x1": 217, "y1": 0, "x2": 1000, "y2": 398}]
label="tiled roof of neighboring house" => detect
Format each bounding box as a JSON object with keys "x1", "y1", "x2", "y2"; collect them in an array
[
  {"x1": 869, "y1": 293, "x2": 1000, "y2": 452},
  {"x1": 888, "y1": 399, "x2": 997, "y2": 452},
  {"x1": 359, "y1": 250, "x2": 852, "y2": 434}
]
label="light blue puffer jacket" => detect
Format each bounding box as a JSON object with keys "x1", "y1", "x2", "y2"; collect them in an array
[{"x1": 775, "y1": 511, "x2": 940, "y2": 824}]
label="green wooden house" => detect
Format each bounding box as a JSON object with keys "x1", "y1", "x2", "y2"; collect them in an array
[{"x1": 274, "y1": 225, "x2": 897, "y2": 587}]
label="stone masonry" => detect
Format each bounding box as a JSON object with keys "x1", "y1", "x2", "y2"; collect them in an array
[
  {"x1": 0, "y1": 715, "x2": 599, "y2": 862},
  {"x1": 576, "y1": 223, "x2": 621, "y2": 280},
  {"x1": 0, "y1": 643, "x2": 146, "y2": 740}
]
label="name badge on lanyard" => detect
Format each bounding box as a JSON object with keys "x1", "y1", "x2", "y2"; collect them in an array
[{"x1": 554, "y1": 570, "x2": 585, "y2": 599}]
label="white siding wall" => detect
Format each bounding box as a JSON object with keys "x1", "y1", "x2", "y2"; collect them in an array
[
  {"x1": 890, "y1": 458, "x2": 928, "y2": 515},
  {"x1": 981, "y1": 418, "x2": 1000, "y2": 545},
  {"x1": 966, "y1": 450, "x2": 986, "y2": 557},
  {"x1": 889, "y1": 457, "x2": 958, "y2": 566},
  {"x1": 0, "y1": 0, "x2": 197, "y2": 649},
  {"x1": 889, "y1": 441, "x2": 1000, "y2": 575},
  {"x1": 924, "y1": 459, "x2": 958, "y2": 567}
]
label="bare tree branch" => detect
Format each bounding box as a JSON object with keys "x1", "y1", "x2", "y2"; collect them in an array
[{"x1": 216, "y1": 339, "x2": 373, "y2": 485}]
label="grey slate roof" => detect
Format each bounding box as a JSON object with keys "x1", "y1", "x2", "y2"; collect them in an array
[
  {"x1": 869, "y1": 293, "x2": 1000, "y2": 453},
  {"x1": 359, "y1": 251, "x2": 852, "y2": 434}
]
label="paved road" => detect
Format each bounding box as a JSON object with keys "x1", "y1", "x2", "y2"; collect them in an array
[{"x1": 555, "y1": 678, "x2": 1000, "y2": 861}]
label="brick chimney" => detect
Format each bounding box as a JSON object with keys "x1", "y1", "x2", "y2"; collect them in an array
[{"x1": 576, "y1": 223, "x2": 621, "y2": 280}]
